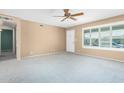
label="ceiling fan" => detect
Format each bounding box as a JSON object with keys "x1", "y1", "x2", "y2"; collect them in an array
[{"x1": 54, "y1": 9, "x2": 84, "y2": 22}]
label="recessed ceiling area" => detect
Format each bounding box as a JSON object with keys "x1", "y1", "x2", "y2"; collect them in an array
[{"x1": 0, "y1": 9, "x2": 124, "y2": 28}]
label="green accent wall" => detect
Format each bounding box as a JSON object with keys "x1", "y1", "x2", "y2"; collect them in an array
[{"x1": 1, "y1": 29, "x2": 13, "y2": 52}]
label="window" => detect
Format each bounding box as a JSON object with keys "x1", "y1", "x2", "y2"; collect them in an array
[
  {"x1": 91, "y1": 28, "x2": 99, "y2": 47},
  {"x1": 83, "y1": 22, "x2": 124, "y2": 51},
  {"x1": 84, "y1": 30, "x2": 90, "y2": 46},
  {"x1": 112, "y1": 24, "x2": 124, "y2": 48},
  {"x1": 100, "y1": 27, "x2": 111, "y2": 48}
]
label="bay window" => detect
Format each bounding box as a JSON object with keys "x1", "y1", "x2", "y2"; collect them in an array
[{"x1": 83, "y1": 22, "x2": 124, "y2": 51}]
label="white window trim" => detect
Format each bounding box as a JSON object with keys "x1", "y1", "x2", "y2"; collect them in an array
[
  {"x1": 82, "y1": 21, "x2": 124, "y2": 52},
  {"x1": 82, "y1": 21, "x2": 124, "y2": 30}
]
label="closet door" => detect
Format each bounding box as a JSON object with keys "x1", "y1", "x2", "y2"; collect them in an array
[
  {"x1": 1, "y1": 29, "x2": 13, "y2": 52},
  {"x1": 66, "y1": 30, "x2": 75, "y2": 53}
]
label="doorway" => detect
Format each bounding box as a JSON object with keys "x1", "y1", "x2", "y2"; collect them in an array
[
  {"x1": 1, "y1": 29, "x2": 13, "y2": 52},
  {"x1": 66, "y1": 30, "x2": 75, "y2": 53},
  {"x1": 0, "y1": 29, "x2": 16, "y2": 61}
]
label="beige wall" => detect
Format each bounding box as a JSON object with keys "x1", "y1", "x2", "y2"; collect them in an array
[
  {"x1": 67, "y1": 14, "x2": 124, "y2": 62},
  {"x1": 21, "y1": 20, "x2": 66, "y2": 58},
  {"x1": 0, "y1": 13, "x2": 66, "y2": 59}
]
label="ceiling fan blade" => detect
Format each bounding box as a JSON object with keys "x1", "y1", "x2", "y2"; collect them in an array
[
  {"x1": 53, "y1": 16, "x2": 65, "y2": 17},
  {"x1": 71, "y1": 12, "x2": 84, "y2": 17},
  {"x1": 70, "y1": 17, "x2": 77, "y2": 21},
  {"x1": 61, "y1": 17, "x2": 68, "y2": 22}
]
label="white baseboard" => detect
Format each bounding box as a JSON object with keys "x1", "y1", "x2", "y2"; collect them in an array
[
  {"x1": 23, "y1": 51, "x2": 65, "y2": 59},
  {"x1": 21, "y1": 51, "x2": 124, "y2": 63},
  {"x1": 75, "y1": 52, "x2": 124, "y2": 63}
]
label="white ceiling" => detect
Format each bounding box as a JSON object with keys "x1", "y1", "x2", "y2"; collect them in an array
[{"x1": 0, "y1": 9, "x2": 124, "y2": 28}]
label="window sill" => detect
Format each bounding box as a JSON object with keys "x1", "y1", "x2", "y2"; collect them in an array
[{"x1": 83, "y1": 46, "x2": 124, "y2": 52}]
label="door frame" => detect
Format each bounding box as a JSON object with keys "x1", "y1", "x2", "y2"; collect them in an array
[
  {"x1": 0, "y1": 13, "x2": 21, "y2": 60},
  {"x1": 66, "y1": 29, "x2": 75, "y2": 53}
]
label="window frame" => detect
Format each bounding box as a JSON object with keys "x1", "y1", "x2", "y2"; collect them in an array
[
  {"x1": 100, "y1": 26, "x2": 111, "y2": 48},
  {"x1": 83, "y1": 29, "x2": 91, "y2": 46},
  {"x1": 90, "y1": 28, "x2": 99, "y2": 47},
  {"x1": 82, "y1": 21, "x2": 124, "y2": 52}
]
